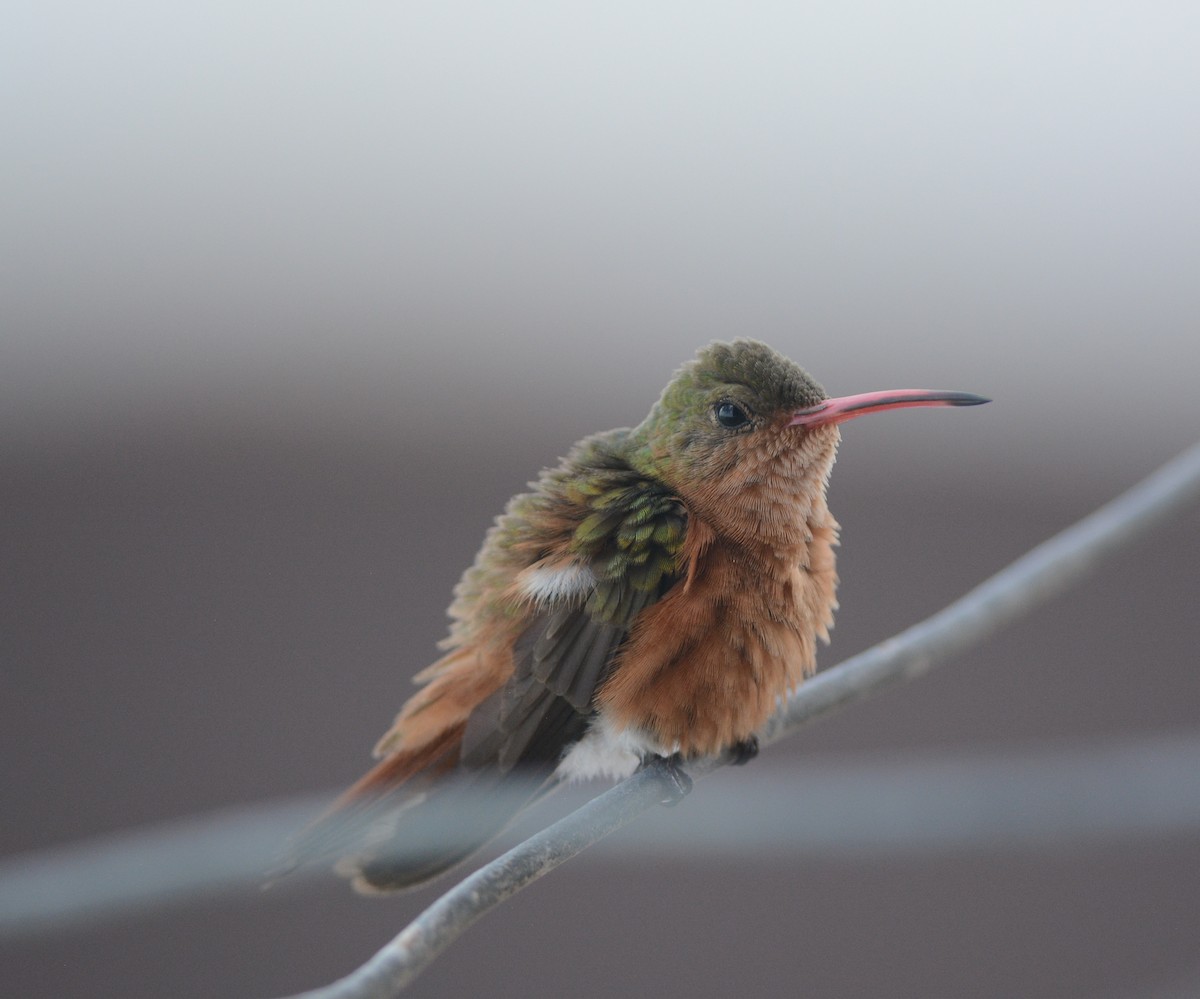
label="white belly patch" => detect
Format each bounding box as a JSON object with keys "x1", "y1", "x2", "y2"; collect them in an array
[{"x1": 554, "y1": 715, "x2": 675, "y2": 783}]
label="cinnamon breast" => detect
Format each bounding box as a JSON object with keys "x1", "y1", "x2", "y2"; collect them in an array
[{"x1": 597, "y1": 510, "x2": 839, "y2": 757}]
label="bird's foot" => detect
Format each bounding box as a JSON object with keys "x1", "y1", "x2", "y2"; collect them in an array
[
  {"x1": 640, "y1": 753, "x2": 693, "y2": 806},
  {"x1": 729, "y1": 735, "x2": 759, "y2": 766}
]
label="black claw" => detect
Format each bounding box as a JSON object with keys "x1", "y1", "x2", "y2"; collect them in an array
[
  {"x1": 640, "y1": 754, "x2": 693, "y2": 806},
  {"x1": 729, "y1": 735, "x2": 759, "y2": 766}
]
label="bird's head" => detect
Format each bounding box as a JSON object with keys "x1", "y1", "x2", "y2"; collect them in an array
[{"x1": 629, "y1": 339, "x2": 987, "y2": 536}]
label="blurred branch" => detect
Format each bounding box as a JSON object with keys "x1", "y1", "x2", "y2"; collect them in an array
[
  {"x1": 282, "y1": 441, "x2": 1200, "y2": 999},
  {"x1": 6, "y1": 733, "x2": 1200, "y2": 939},
  {"x1": 1131, "y1": 964, "x2": 1200, "y2": 999},
  {"x1": 7, "y1": 730, "x2": 1200, "y2": 941},
  {"x1": 0, "y1": 797, "x2": 328, "y2": 939}
]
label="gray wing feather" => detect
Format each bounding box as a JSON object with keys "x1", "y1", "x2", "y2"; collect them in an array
[{"x1": 459, "y1": 586, "x2": 661, "y2": 774}]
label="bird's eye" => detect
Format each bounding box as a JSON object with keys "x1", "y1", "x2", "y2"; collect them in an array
[{"x1": 715, "y1": 401, "x2": 750, "y2": 429}]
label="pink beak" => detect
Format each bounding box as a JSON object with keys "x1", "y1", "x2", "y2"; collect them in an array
[{"x1": 790, "y1": 389, "x2": 990, "y2": 428}]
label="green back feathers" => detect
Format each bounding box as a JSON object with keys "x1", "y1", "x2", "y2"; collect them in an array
[
  {"x1": 445, "y1": 429, "x2": 686, "y2": 640},
  {"x1": 566, "y1": 477, "x2": 685, "y2": 625},
  {"x1": 556, "y1": 433, "x2": 685, "y2": 625}
]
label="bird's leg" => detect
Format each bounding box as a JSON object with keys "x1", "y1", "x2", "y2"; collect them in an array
[
  {"x1": 729, "y1": 734, "x2": 759, "y2": 766},
  {"x1": 640, "y1": 753, "x2": 693, "y2": 806}
]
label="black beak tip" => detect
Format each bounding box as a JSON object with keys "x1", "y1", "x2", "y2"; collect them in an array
[{"x1": 950, "y1": 392, "x2": 991, "y2": 407}]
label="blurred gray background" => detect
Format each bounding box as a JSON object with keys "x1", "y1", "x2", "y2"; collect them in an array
[{"x1": 3, "y1": 3, "x2": 1198, "y2": 997}]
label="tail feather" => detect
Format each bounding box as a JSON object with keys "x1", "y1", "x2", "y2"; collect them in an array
[
  {"x1": 284, "y1": 723, "x2": 465, "y2": 878},
  {"x1": 348, "y1": 766, "x2": 550, "y2": 892},
  {"x1": 332, "y1": 720, "x2": 467, "y2": 813},
  {"x1": 285, "y1": 721, "x2": 553, "y2": 892}
]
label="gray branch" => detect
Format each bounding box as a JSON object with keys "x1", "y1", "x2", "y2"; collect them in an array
[
  {"x1": 282, "y1": 441, "x2": 1200, "y2": 999},
  {"x1": 768, "y1": 438, "x2": 1200, "y2": 740}
]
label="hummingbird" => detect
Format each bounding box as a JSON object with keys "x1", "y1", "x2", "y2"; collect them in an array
[{"x1": 296, "y1": 338, "x2": 987, "y2": 891}]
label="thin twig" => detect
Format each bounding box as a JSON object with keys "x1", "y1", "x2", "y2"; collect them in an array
[
  {"x1": 282, "y1": 441, "x2": 1200, "y2": 999},
  {"x1": 768, "y1": 439, "x2": 1200, "y2": 740}
]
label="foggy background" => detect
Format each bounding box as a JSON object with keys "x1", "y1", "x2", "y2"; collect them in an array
[{"x1": 3, "y1": 3, "x2": 1198, "y2": 997}]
